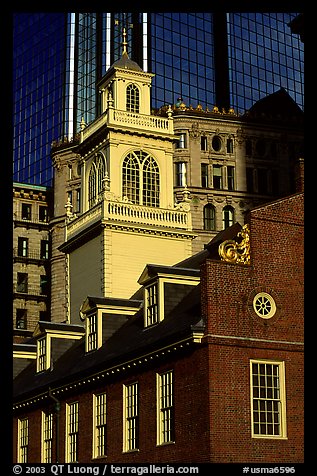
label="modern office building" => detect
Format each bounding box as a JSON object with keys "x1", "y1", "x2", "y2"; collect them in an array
[{"x1": 13, "y1": 12, "x2": 304, "y2": 186}]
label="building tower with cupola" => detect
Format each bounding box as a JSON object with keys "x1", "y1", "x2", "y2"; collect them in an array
[{"x1": 50, "y1": 30, "x2": 195, "y2": 324}]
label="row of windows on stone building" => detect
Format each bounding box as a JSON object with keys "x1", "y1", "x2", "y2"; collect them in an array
[
  {"x1": 16, "y1": 203, "x2": 49, "y2": 223},
  {"x1": 15, "y1": 272, "x2": 49, "y2": 297},
  {"x1": 14, "y1": 237, "x2": 49, "y2": 261},
  {"x1": 177, "y1": 132, "x2": 280, "y2": 160}
]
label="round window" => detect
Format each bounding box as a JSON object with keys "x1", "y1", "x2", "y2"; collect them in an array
[
  {"x1": 212, "y1": 135, "x2": 222, "y2": 151},
  {"x1": 253, "y1": 292, "x2": 276, "y2": 319}
]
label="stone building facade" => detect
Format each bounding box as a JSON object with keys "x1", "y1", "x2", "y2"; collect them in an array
[
  {"x1": 169, "y1": 88, "x2": 304, "y2": 253},
  {"x1": 13, "y1": 183, "x2": 52, "y2": 340}
]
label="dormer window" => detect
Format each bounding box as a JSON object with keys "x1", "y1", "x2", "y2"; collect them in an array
[
  {"x1": 140, "y1": 264, "x2": 201, "y2": 329},
  {"x1": 126, "y1": 84, "x2": 140, "y2": 113},
  {"x1": 145, "y1": 283, "x2": 159, "y2": 327},
  {"x1": 86, "y1": 313, "x2": 98, "y2": 352},
  {"x1": 34, "y1": 322, "x2": 85, "y2": 373},
  {"x1": 37, "y1": 336, "x2": 48, "y2": 372},
  {"x1": 81, "y1": 297, "x2": 142, "y2": 352}
]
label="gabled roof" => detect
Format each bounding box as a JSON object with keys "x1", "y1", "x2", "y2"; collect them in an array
[{"x1": 13, "y1": 284, "x2": 202, "y2": 403}]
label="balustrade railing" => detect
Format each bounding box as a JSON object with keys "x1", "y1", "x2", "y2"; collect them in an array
[
  {"x1": 81, "y1": 108, "x2": 173, "y2": 142},
  {"x1": 66, "y1": 199, "x2": 191, "y2": 240}
]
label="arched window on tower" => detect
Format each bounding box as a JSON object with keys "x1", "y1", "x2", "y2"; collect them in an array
[
  {"x1": 143, "y1": 156, "x2": 160, "y2": 207},
  {"x1": 88, "y1": 154, "x2": 107, "y2": 208},
  {"x1": 203, "y1": 204, "x2": 216, "y2": 231},
  {"x1": 126, "y1": 84, "x2": 140, "y2": 113},
  {"x1": 122, "y1": 151, "x2": 160, "y2": 207},
  {"x1": 122, "y1": 153, "x2": 140, "y2": 204},
  {"x1": 88, "y1": 163, "x2": 97, "y2": 209},
  {"x1": 97, "y1": 154, "x2": 106, "y2": 196},
  {"x1": 222, "y1": 205, "x2": 234, "y2": 229}
]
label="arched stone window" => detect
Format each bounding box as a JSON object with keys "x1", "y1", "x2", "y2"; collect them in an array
[
  {"x1": 97, "y1": 154, "x2": 106, "y2": 196},
  {"x1": 88, "y1": 163, "x2": 97, "y2": 209},
  {"x1": 122, "y1": 151, "x2": 160, "y2": 207},
  {"x1": 222, "y1": 205, "x2": 234, "y2": 229},
  {"x1": 122, "y1": 153, "x2": 140, "y2": 204},
  {"x1": 126, "y1": 84, "x2": 140, "y2": 113},
  {"x1": 143, "y1": 156, "x2": 160, "y2": 207},
  {"x1": 88, "y1": 154, "x2": 106, "y2": 208},
  {"x1": 203, "y1": 204, "x2": 216, "y2": 231}
]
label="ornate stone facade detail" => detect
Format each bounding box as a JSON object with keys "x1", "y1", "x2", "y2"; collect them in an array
[{"x1": 218, "y1": 224, "x2": 250, "y2": 265}]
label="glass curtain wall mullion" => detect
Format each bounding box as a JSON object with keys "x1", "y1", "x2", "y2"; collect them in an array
[{"x1": 65, "y1": 12, "x2": 76, "y2": 140}]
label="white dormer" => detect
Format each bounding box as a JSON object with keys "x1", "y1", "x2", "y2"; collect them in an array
[
  {"x1": 80, "y1": 296, "x2": 142, "y2": 352},
  {"x1": 33, "y1": 321, "x2": 85, "y2": 373},
  {"x1": 138, "y1": 264, "x2": 200, "y2": 328}
]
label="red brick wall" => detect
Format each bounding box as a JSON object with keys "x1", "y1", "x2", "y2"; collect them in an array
[
  {"x1": 13, "y1": 346, "x2": 212, "y2": 463},
  {"x1": 200, "y1": 192, "x2": 304, "y2": 462}
]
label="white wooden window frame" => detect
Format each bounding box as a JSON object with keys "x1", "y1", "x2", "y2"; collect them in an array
[
  {"x1": 157, "y1": 370, "x2": 174, "y2": 445},
  {"x1": 123, "y1": 382, "x2": 139, "y2": 452},
  {"x1": 93, "y1": 393, "x2": 107, "y2": 458},
  {"x1": 65, "y1": 401, "x2": 79, "y2": 463},
  {"x1": 18, "y1": 418, "x2": 29, "y2": 463},
  {"x1": 41, "y1": 411, "x2": 53, "y2": 463},
  {"x1": 250, "y1": 360, "x2": 287, "y2": 439}
]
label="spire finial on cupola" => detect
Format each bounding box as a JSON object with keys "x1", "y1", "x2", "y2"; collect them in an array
[{"x1": 122, "y1": 27, "x2": 128, "y2": 55}]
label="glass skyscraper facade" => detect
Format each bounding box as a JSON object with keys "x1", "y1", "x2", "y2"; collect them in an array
[{"x1": 13, "y1": 12, "x2": 304, "y2": 186}]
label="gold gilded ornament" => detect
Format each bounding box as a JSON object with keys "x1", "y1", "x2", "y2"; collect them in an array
[{"x1": 218, "y1": 224, "x2": 250, "y2": 265}]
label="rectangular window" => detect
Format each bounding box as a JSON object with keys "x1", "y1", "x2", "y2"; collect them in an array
[
  {"x1": 201, "y1": 135, "x2": 208, "y2": 151},
  {"x1": 87, "y1": 313, "x2": 98, "y2": 352},
  {"x1": 213, "y1": 165, "x2": 222, "y2": 189},
  {"x1": 18, "y1": 418, "x2": 29, "y2": 463},
  {"x1": 227, "y1": 166, "x2": 235, "y2": 191},
  {"x1": 17, "y1": 237, "x2": 28, "y2": 257},
  {"x1": 145, "y1": 283, "x2": 159, "y2": 327},
  {"x1": 42, "y1": 412, "x2": 53, "y2": 463},
  {"x1": 176, "y1": 133, "x2": 187, "y2": 149},
  {"x1": 17, "y1": 272, "x2": 28, "y2": 293},
  {"x1": 16, "y1": 309, "x2": 27, "y2": 329},
  {"x1": 66, "y1": 402, "x2": 79, "y2": 462},
  {"x1": 76, "y1": 189, "x2": 81, "y2": 213},
  {"x1": 40, "y1": 240, "x2": 49, "y2": 260},
  {"x1": 246, "y1": 167, "x2": 254, "y2": 192},
  {"x1": 39, "y1": 205, "x2": 49, "y2": 222},
  {"x1": 250, "y1": 360, "x2": 287, "y2": 439},
  {"x1": 21, "y1": 203, "x2": 32, "y2": 220},
  {"x1": 37, "y1": 337, "x2": 47, "y2": 372},
  {"x1": 123, "y1": 383, "x2": 139, "y2": 452},
  {"x1": 201, "y1": 163, "x2": 209, "y2": 188},
  {"x1": 93, "y1": 393, "x2": 107, "y2": 458},
  {"x1": 175, "y1": 162, "x2": 186, "y2": 187},
  {"x1": 40, "y1": 275, "x2": 48, "y2": 295},
  {"x1": 157, "y1": 370, "x2": 174, "y2": 445}
]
